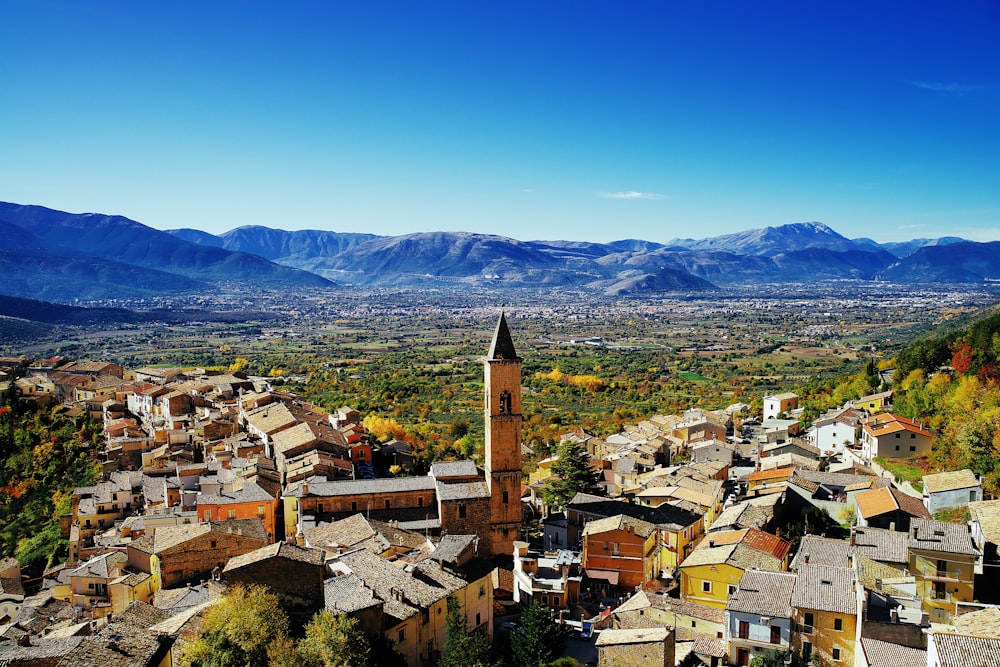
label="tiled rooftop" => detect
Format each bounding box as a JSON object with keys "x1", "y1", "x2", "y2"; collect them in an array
[
  {"x1": 791, "y1": 564, "x2": 856, "y2": 615},
  {"x1": 727, "y1": 569, "x2": 797, "y2": 617},
  {"x1": 910, "y1": 518, "x2": 978, "y2": 556}
]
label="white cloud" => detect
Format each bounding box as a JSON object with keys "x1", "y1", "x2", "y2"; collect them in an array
[
  {"x1": 599, "y1": 191, "x2": 666, "y2": 200},
  {"x1": 909, "y1": 81, "x2": 991, "y2": 94}
]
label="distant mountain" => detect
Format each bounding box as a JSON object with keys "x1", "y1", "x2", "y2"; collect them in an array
[
  {"x1": 666, "y1": 221, "x2": 866, "y2": 256},
  {"x1": 594, "y1": 267, "x2": 717, "y2": 296},
  {"x1": 880, "y1": 241, "x2": 1000, "y2": 282},
  {"x1": 1, "y1": 202, "x2": 989, "y2": 300},
  {"x1": 167, "y1": 226, "x2": 380, "y2": 264},
  {"x1": 853, "y1": 236, "x2": 967, "y2": 258},
  {"x1": 0, "y1": 203, "x2": 335, "y2": 301},
  {"x1": 0, "y1": 294, "x2": 283, "y2": 326}
]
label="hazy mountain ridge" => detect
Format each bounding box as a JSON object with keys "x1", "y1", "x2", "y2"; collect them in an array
[
  {"x1": 0, "y1": 201, "x2": 990, "y2": 302},
  {"x1": 0, "y1": 203, "x2": 335, "y2": 301}
]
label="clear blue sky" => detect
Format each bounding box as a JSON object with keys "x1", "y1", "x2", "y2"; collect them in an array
[{"x1": 3, "y1": 1, "x2": 999, "y2": 243}]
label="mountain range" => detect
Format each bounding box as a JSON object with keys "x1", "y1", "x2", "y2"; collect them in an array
[{"x1": 0, "y1": 201, "x2": 992, "y2": 303}]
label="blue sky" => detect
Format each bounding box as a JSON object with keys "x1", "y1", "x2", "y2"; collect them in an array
[{"x1": 2, "y1": 1, "x2": 999, "y2": 244}]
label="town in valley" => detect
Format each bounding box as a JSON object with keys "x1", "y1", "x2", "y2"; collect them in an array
[{"x1": 1, "y1": 300, "x2": 998, "y2": 667}]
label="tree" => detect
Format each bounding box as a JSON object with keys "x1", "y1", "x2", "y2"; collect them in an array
[
  {"x1": 541, "y1": 439, "x2": 602, "y2": 511},
  {"x1": 751, "y1": 650, "x2": 789, "y2": 667},
  {"x1": 440, "y1": 594, "x2": 495, "y2": 667},
  {"x1": 510, "y1": 602, "x2": 568, "y2": 667},
  {"x1": 180, "y1": 585, "x2": 290, "y2": 667},
  {"x1": 297, "y1": 610, "x2": 373, "y2": 667}
]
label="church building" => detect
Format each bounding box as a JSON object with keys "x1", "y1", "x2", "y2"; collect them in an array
[{"x1": 283, "y1": 312, "x2": 523, "y2": 557}]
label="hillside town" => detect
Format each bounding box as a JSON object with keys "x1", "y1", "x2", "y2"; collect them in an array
[{"x1": 1, "y1": 314, "x2": 999, "y2": 667}]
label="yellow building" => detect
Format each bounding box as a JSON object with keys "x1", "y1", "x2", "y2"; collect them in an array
[
  {"x1": 908, "y1": 518, "x2": 978, "y2": 623},
  {"x1": 658, "y1": 512, "x2": 706, "y2": 575},
  {"x1": 790, "y1": 564, "x2": 858, "y2": 666},
  {"x1": 680, "y1": 541, "x2": 784, "y2": 609}
]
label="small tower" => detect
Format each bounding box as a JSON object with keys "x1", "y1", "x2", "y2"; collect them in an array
[{"x1": 484, "y1": 311, "x2": 523, "y2": 557}]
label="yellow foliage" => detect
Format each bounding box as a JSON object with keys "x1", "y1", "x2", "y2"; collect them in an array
[
  {"x1": 901, "y1": 369, "x2": 925, "y2": 392},
  {"x1": 362, "y1": 414, "x2": 406, "y2": 442},
  {"x1": 268, "y1": 367, "x2": 285, "y2": 377},
  {"x1": 568, "y1": 375, "x2": 607, "y2": 392},
  {"x1": 219, "y1": 343, "x2": 232, "y2": 351},
  {"x1": 32, "y1": 439, "x2": 56, "y2": 469},
  {"x1": 229, "y1": 357, "x2": 250, "y2": 372}
]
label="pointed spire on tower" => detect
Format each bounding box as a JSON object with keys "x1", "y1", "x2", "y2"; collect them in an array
[{"x1": 487, "y1": 311, "x2": 520, "y2": 361}]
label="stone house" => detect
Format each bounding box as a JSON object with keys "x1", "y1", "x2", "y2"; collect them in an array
[
  {"x1": 921, "y1": 469, "x2": 982, "y2": 514},
  {"x1": 861, "y1": 413, "x2": 934, "y2": 460},
  {"x1": 596, "y1": 627, "x2": 674, "y2": 667},
  {"x1": 146, "y1": 518, "x2": 268, "y2": 589},
  {"x1": 223, "y1": 542, "x2": 327, "y2": 625},
  {"x1": 763, "y1": 392, "x2": 798, "y2": 420}
]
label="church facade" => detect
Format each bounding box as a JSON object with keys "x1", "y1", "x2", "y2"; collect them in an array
[{"x1": 284, "y1": 312, "x2": 523, "y2": 557}]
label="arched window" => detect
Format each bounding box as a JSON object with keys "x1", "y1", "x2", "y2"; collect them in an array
[
  {"x1": 502, "y1": 490, "x2": 509, "y2": 504},
  {"x1": 499, "y1": 390, "x2": 512, "y2": 415}
]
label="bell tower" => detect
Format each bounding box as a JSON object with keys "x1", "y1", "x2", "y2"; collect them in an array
[{"x1": 484, "y1": 311, "x2": 522, "y2": 558}]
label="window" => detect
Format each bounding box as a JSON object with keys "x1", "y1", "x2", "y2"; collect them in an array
[
  {"x1": 803, "y1": 612, "x2": 814, "y2": 631},
  {"x1": 802, "y1": 642, "x2": 812, "y2": 662},
  {"x1": 421, "y1": 608, "x2": 429, "y2": 624},
  {"x1": 910, "y1": 446, "x2": 916, "y2": 451},
  {"x1": 459, "y1": 505, "x2": 467, "y2": 519},
  {"x1": 502, "y1": 490, "x2": 509, "y2": 504},
  {"x1": 895, "y1": 445, "x2": 900, "y2": 451},
  {"x1": 351, "y1": 502, "x2": 357, "y2": 512},
  {"x1": 418, "y1": 497, "x2": 424, "y2": 507},
  {"x1": 728, "y1": 585, "x2": 737, "y2": 596},
  {"x1": 971, "y1": 490, "x2": 978, "y2": 502},
  {"x1": 738, "y1": 620, "x2": 750, "y2": 639},
  {"x1": 203, "y1": 511, "x2": 211, "y2": 521},
  {"x1": 834, "y1": 617, "x2": 842, "y2": 631},
  {"x1": 832, "y1": 648, "x2": 841, "y2": 661},
  {"x1": 702, "y1": 581, "x2": 712, "y2": 593},
  {"x1": 227, "y1": 509, "x2": 236, "y2": 520},
  {"x1": 257, "y1": 505, "x2": 265, "y2": 517},
  {"x1": 476, "y1": 612, "x2": 481, "y2": 626},
  {"x1": 540, "y1": 595, "x2": 547, "y2": 605},
  {"x1": 210, "y1": 540, "x2": 217, "y2": 549},
  {"x1": 479, "y1": 584, "x2": 486, "y2": 598},
  {"x1": 397, "y1": 629, "x2": 405, "y2": 643},
  {"x1": 910, "y1": 433, "x2": 916, "y2": 439},
  {"x1": 610, "y1": 543, "x2": 620, "y2": 555},
  {"x1": 553, "y1": 598, "x2": 560, "y2": 607},
  {"x1": 770, "y1": 625, "x2": 780, "y2": 644}
]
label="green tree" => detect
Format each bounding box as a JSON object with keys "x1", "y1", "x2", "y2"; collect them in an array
[
  {"x1": 180, "y1": 585, "x2": 290, "y2": 667},
  {"x1": 541, "y1": 439, "x2": 602, "y2": 511},
  {"x1": 751, "y1": 650, "x2": 789, "y2": 667},
  {"x1": 440, "y1": 594, "x2": 495, "y2": 667},
  {"x1": 510, "y1": 602, "x2": 568, "y2": 667},
  {"x1": 297, "y1": 610, "x2": 373, "y2": 667}
]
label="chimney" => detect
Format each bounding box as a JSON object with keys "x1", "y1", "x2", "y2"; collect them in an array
[
  {"x1": 850, "y1": 526, "x2": 856, "y2": 547},
  {"x1": 803, "y1": 553, "x2": 810, "y2": 564},
  {"x1": 301, "y1": 482, "x2": 308, "y2": 496},
  {"x1": 889, "y1": 521, "x2": 895, "y2": 532},
  {"x1": 912, "y1": 525, "x2": 919, "y2": 539}
]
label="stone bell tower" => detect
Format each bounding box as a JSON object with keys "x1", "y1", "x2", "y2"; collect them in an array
[{"x1": 484, "y1": 311, "x2": 523, "y2": 558}]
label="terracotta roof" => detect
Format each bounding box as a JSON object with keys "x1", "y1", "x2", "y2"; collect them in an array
[
  {"x1": 748, "y1": 468, "x2": 793, "y2": 482},
  {"x1": 953, "y1": 606, "x2": 1000, "y2": 637},
  {"x1": 855, "y1": 486, "x2": 932, "y2": 520},
  {"x1": 860, "y1": 637, "x2": 926, "y2": 667},
  {"x1": 932, "y1": 632, "x2": 1000, "y2": 667},
  {"x1": 791, "y1": 564, "x2": 856, "y2": 615},
  {"x1": 864, "y1": 414, "x2": 934, "y2": 438},
  {"x1": 923, "y1": 469, "x2": 980, "y2": 494}
]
